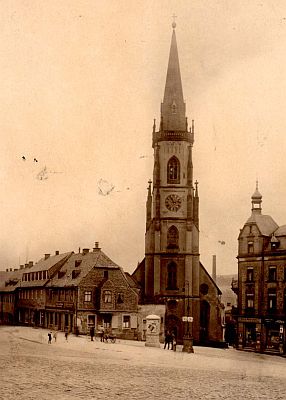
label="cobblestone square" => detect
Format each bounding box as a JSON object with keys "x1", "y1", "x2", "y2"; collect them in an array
[{"x1": 1, "y1": 326, "x2": 286, "y2": 399}]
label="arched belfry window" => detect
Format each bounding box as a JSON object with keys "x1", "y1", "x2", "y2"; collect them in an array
[
  {"x1": 167, "y1": 262, "x2": 178, "y2": 290},
  {"x1": 167, "y1": 156, "x2": 180, "y2": 184},
  {"x1": 167, "y1": 226, "x2": 179, "y2": 249}
]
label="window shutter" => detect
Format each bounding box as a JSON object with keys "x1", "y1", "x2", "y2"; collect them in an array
[
  {"x1": 112, "y1": 315, "x2": 119, "y2": 328},
  {"x1": 131, "y1": 315, "x2": 137, "y2": 329}
]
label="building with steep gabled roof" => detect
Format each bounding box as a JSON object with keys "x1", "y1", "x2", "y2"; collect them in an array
[
  {"x1": 45, "y1": 243, "x2": 139, "y2": 337},
  {"x1": 0, "y1": 244, "x2": 139, "y2": 338},
  {"x1": 16, "y1": 252, "x2": 73, "y2": 326}
]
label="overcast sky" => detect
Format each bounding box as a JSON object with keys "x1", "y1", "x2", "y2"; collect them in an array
[{"x1": 1, "y1": 0, "x2": 286, "y2": 276}]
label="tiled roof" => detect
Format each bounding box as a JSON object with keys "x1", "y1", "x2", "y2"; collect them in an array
[
  {"x1": 19, "y1": 252, "x2": 73, "y2": 288},
  {"x1": 200, "y1": 262, "x2": 222, "y2": 295},
  {"x1": 23, "y1": 252, "x2": 73, "y2": 273},
  {"x1": 47, "y1": 250, "x2": 119, "y2": 287},
  {"x1": 0, "y1": 269, "x2": 24, "y2": 292},
  {"x1": 125, "y1": 272, "x2": 140, "y2": 289},
  {"x1": 246, "y1": 214, "x2": 278, "y2": 236},
  {"x1": 274, "y1": 224, "x2": 286, "y2": 236}
]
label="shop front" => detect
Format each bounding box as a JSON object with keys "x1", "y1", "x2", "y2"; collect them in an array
[
  {"x1": 263, "y1": 319, "x2": 285, "y2": 354},
  {"x1": 237, "y1": 317, "x2": 262, "y2": 352}
]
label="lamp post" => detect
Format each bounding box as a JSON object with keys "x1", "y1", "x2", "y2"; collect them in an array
[{"x1": 182, "y1": 280, "x2": 194, "y2": 353}]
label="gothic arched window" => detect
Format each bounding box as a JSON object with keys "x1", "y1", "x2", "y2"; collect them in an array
[
  {"x1": 167, "y1": 226, "x2": 179, "y2": 249},
  {"x1": 167, "y1": 156, "x2": 180, "y2": 184},
  {"x1": 167, "y1": 262, "x2": 178, "y2": 290}
]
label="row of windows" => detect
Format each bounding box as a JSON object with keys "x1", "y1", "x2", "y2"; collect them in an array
[
  {"x1": 248, "y1": 241, "x2": 280, "y2": 253},
  {"x1": 0, "y1": 294, "x2": 14, "y2": 303},
  {"x1": 84, "y1": 290, "x2": 125, "y2": 304},
  {"x1": 19, "y1": 289, "x2": 44, "y2": 300},
  {"x1": 98, "y1": 314, "x2": 131, "y2": 329},
  {"x1": 22, "y1": 270, "x2": 48, "y2": 282},
  {"x1": 245, "y1": 289, "x2": 286, "y2": 311},
  {"x1": 48, "y1": 289, "x2": 74, "y2": 302},
  {"x1": 246, "y1": 266, "x2": 286, "y2": 282}
]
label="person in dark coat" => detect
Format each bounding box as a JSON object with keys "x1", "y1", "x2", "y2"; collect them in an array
[
  {"x1": 90, "y1": 326, "x2": 95, "y2": 341},
  {"x1": 64, "y1": 327, "x2": 69, "y2": 341},
  {"x1": 164, "y1": 331, "x2": 171, "y2": 349},
  {"x1": 48, "y1": 332, "x2": 52, "y2": 344}
]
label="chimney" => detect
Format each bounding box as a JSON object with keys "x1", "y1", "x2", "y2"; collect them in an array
[
  {"x1": 25, "y1": 263, "x2": 29, "y2": 268},
  {"x1": 29, "y1": 261, "x2": 33, "y2": 267},
  {"x1": 6, "y1": 268, "x2": 8, "y2": 272},
  {"x1": 82, "y1": 248, "x2": 90, "y2": 255},
  {"x1": 14, "y1": 268, "x2": 18, "y2": 271},
  {"x1": 55, "y1": 250, "x2": 59, "y2": 255},
  {"x1": 19, "y1": 265, "x2": 24, "y2": 270},
  {"x1": 212, "y1": 255, "x2": 216, "y2": 283},
  {"x1": 93, "y1": 242, "x2": 101, "y2": 252},
  {"x1": 44, "y1": 254, "x2": 50, "y2": 260},
  {"x1": 10, "y1": 268, "x2": 12, "y2": 271}
]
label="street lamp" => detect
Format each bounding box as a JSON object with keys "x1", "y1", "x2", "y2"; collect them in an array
[{"x1": 182, "y1": 280, "x2": 194, "y2": 353}]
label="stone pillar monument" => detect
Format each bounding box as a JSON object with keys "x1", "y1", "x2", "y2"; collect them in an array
[{"x1": 145, "y1": 314, "x2": 161, "y2": 348}]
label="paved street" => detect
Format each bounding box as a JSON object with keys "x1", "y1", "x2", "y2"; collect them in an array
[{"x1": 1, "y1": 326, "x2": 286, "y2": 400}]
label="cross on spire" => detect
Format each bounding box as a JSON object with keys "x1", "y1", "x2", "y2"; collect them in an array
[{"x1": 172, "y1": 14, "x2": 177, "y2": 29}]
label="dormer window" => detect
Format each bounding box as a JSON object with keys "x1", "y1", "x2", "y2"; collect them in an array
[
  {"x1": 58, "y1": 271, "x2": 66, "y2": 279},
  {"x1": 270, "y1": 234, "x2": 279, "y2": 250},
  {"x1": 75, "y1": 260, "x2": 82, "y2": 268},
  {"x1": 72, "y1": 270, "x2": 81, "y2": 279}
]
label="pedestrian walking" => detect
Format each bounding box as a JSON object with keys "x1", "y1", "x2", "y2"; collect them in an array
[
  {"x1": 48, "y1": 332, "x2": 52, "y2": 344},
  {"x1": 64, "y1": 327, "x2": 69, "y2": 341},
  {"x1": 171, "y1": 332, "x2": 177, "y2": 351},
  {"x1": 164, "y1": 331, "x2": 171, "y2": 349},
  {"x1": 99, "y1": 326, "x2": 105, "y2": 342},
  {"x1": 90, "y1": 326, "x2": 95, "y2": 342},
  {"x1": 53, "y1": 331, "x2": 57, "y2": 343}
]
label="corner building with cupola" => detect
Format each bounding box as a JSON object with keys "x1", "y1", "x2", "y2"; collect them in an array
[
  {"x1": 132, "y1": 23, "x2": 223, "y2": 346},
  {"x1": 235, "y1": 184, "x2": 286, "y2": 355}
]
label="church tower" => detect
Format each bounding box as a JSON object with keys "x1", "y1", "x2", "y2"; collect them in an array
[
  {"x1": 144, "y1": 22, "x2": 200, "y2": 338},
  {"x1": 133, "y1": 22, "x2": 223, "y2": 346}
]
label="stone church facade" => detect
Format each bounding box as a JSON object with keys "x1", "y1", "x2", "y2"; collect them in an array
[{"x1": 132, "y1": 23, "x2": 223, "y2": 346}]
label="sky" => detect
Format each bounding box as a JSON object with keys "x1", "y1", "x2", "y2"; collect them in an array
[{"x1": 1, "y1": 0, "x2": 286, "y2": 276}]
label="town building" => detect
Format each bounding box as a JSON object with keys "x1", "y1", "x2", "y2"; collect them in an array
[
  {"x1": 46, "y1": 243, "x2": 139, "y2": 338},
  {"x1": 0, "y1": 268, "x2": 23, "y2": 324},
  {"x1": 17, "y1": 251, "x2": 73, "y2": 327},
  {"x1": 0, "y1": 244, "x2": 139, "y2": 339},
  {"x1": 132, "y1": 23, "x2": 224, "y2": 346},
  {"x1": 235, "y1": 184, "x2": 286, "y2": 355}
]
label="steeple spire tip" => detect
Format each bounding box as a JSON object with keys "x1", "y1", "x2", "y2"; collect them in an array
[{"x1": 172, "y1": 14, "x2": 177, "y2": 29}]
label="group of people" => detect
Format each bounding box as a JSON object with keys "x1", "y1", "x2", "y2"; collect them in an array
[
  {"x1": 164, "y1": 330, "x2": 176, "y2": 350},
  {"x1": 47, "y1": 328, "x2": 68, "y2": 344},
  {"x1": 47, "y1": 330, "x2": 58, "y2": 344},
  {"x1": 89, "y1": 325, "x2": 106, "y2": 342}
]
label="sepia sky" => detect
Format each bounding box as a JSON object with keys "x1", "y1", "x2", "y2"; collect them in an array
[{"x1": 1, "y1": 0, "x2": 286, "y2": 276}]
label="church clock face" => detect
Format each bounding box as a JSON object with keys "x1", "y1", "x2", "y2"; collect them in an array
[{"x1": 165, "y1": 194, "x2": 182, "y2": 212}]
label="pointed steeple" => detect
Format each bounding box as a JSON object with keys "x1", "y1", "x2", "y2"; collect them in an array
[
  {"x1": 161, "y1": 23, "x2": 186, "y2": 132},
  {"x1": 251, "y1": 180, "x2": 262, "y2": 214}
]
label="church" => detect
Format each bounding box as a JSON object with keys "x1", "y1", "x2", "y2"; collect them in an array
[{"x1": 132, "y1": 22, "x2": 223, "y2": 346}]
